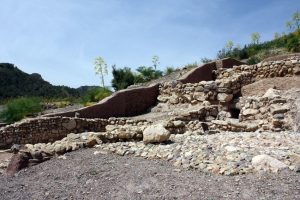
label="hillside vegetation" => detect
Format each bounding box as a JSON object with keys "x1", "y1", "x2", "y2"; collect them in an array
[
  {"x1": 216, "y1": 31, "x2": 299, "y2": 64},
  {"x1": 214, "y1": 11, "x2": 300, "y2": 64},
  {"x1": 0, "y1": 63, "x2": 79, "y2": 100}
]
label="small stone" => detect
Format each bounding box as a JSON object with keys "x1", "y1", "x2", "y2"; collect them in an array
[
  {"x1": 270, "y1": 105, "x2": 289, "y2": 115},
  {"x1": 263, "y1": 88, "x2": 280, "y2": 99},
  {"x1": 86, "y1": 135, "x2": 100, "y2": 148},
  {"x1": 54, "y1": 144, "x2": 66, "y2": 155},
  {"x1": 58, "y1": 155, "x2": 67, "y2": 160},
  {"x1": 217, "y1": 93, "x2": 233, "y2": 102},
  {"x1": 243, "y1": 109, "x2": 259, "y2": 116},
  {"x1": 94, "y1": 150, "x2": 107, "y2": 155},
  {"x1": 169, "y1": 95, "x2": 179, "y2": 104},
  {"x1": 225, "y1": 146, "x2": 239, "y2": 152},
  {"x1": 173, "y1": 120, "x2": 185, "y2": 127},
  {"x1": 273, "y1": 113, "x2": 284, "y2": 119}
]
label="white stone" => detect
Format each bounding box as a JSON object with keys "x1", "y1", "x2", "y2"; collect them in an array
[
  {"x1": 225, "y1": 146, "x2": 239, "y2": 152},
  {"x1": 173, "y1": 120, "x2": 184, "y2": 127},
  {"x1": 242, "y1": 109, "x2": 259, "y2": 116},
  {"x1": 263, "y1": 88, "x2": 280, "y2": 99},
  {"x1": 217, "y1": 93, "x2": 233, "y2": 102},
  {"x1": 143, "y1": 124, "x2": 170, "y2": 144},
  {"x1": 252, "y1": 154, "x2": 289, "y2": 173}
]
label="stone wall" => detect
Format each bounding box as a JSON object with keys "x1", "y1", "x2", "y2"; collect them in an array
[
  {"x1": 0, "y1": 117, "x2": 151, "y2": 148},
  {"x1": 160, "y1": 57, "x2": 299, "y2": 107},
  {"x1": 239, "y1": 92, "x2": 292, "y2": 131},
  {"x1": 158, "y1": 72, "x2": 253, "y2": 105},
  {"x1": 46, "y1": 84, "x2": 159, "y2": 118},
  {"x1": 217, "y1": 56, "x2": 300, "y2": 80},
  {"x1": 164, "y1": 105, "x2": 219, "y2": 134}
]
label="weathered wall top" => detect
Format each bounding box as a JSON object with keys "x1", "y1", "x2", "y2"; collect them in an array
[
  {"x1": 178, "y1": 58, "x2": 244, "y2": 84},
  {"x1": 45, "y1": 84, "x2": 160, "y2": 119}
]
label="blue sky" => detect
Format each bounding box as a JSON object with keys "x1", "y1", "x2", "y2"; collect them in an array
[{"x1": 0, "y1": 0, "x2": 298, "y2": 87}]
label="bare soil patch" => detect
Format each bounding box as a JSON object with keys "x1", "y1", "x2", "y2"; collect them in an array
[
  {"x1": 0, "y1": 148, "x2": 299, "y2": 200},
  {"x1": 241, "y1": 76, "x2": 300, "y2": 97}
]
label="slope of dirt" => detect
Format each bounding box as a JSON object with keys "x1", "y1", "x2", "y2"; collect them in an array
[
  {"x1": 40, "y1": 104, "x2": 83, "y2": 115},
  {"x1": 128, "y1": 67, "x2": 193, "y2": 88},
  {"x1": 1, "y1": 148, "x2": 300, "y2": 200},
  {"x1": 241, "y1": 76, "x2": 300, "y2": 97},
  {"x1": 262, "y1": 53, "x2": 300, "y2": 62}
]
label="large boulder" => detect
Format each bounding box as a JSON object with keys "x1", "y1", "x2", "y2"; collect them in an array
[
  {"x1": 252, "y1": 154, "x2": 289, "y2": 173},
  {"x1": 6, "y1": 152, "x2": 31, "y2": 176},
  {"x1": 143, "y1": 124, "x2": 170, "y2": 144}
]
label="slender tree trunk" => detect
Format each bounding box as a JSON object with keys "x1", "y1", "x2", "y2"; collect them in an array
[{"x1": 101, "y1": 71, "x2": 105, "y2": 88}]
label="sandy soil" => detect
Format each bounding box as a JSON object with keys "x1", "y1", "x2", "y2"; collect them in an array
[
  {"x1": 0, "y1": 148, "x2": 300, "y2": 200},
  {"x1": 241, "y1": 76, "x2": 300, "y2": 97}
]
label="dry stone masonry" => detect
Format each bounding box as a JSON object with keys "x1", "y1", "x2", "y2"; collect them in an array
[
  {"x1": 2, "y1": 55, "x2": 300, "y2": 176},
  {"x1": 0, "y1": 117, "x2": 150, "y2": 148}
]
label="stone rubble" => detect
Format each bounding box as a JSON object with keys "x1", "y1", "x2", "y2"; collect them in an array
[{"x1": 17, "y1": 130, "x2": 300, "y2": 176}]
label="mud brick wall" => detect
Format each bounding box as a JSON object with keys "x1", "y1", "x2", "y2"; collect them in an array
[{"x1": 46, "y1": 84, "x2": 160, "y2": 119}]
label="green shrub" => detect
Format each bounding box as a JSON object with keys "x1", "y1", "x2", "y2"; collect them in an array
[
  {"x1": 184, "y1": 62, "x2": 198, "y2": 69},
  {"x1": 246, "y1": 56, "x2": 261, "y2": 65},
  {"x1": 0, "y1": 97, "x2": 42, "y2": 123},
  {"x1": 286, "y1": 37, "x2": 300, "y2": 52},
  {"x1": 81, "y1": 87, "x2": 112, "y2": 106},
  {"x1": 164, "y1": 67, "x2": 176, "y2": 75}
]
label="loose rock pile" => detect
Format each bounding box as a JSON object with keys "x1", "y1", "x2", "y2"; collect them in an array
[{"x1": 15, "y1": 130, "x2": 300, "y2": 176}]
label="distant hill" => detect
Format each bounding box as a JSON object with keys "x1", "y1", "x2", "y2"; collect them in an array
[{"x1": 0, "y1": 63, "x2": 97, "y2": 100}]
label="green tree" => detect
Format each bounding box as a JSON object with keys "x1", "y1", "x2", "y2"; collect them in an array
[
  {"x1": 136, "y1": 66, "x2": 162, "y2": 82},
  {"x1": 152, "y1": 55, "x2": 160, "y2": 70},
  {"x1": 286, "y1": 11, "x2": 300, "y2": 32},
  {"x1": 274, "y1": 32, "x2": 280, "y2": 40},
  {"x1": 94, "y1": 56, "x2": 108, "y2": 88},
  {"x1": 286, "y1": 21, "x2": 294, "y2": 32},
  {"x1": 251, "y1": 32, "x2": 260, "y2": 44},
  {"x1": 111, "y1": 65, "x2": 135, "y2": 91},
  {"x1": 293, "y1": 10, "x2": 300, "y2": 30},
  {"x1": 226, "y1": 40, "x2": 234, "y2": 52}
]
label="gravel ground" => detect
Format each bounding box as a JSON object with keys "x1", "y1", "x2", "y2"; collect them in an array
[{"x1": 1, "y1": 148, "x2": 300, "y2": 200}]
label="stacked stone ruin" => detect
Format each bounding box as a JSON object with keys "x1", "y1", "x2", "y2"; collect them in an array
[
  {"x1": 1, "y1": 56, "x2": 300, "y2": 146},
  {"x1": 1, "y1": 55, "x2": 300, "y2": 175}
]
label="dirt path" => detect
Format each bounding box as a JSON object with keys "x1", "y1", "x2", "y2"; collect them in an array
[{"x1": 0, "y1": 148, "x2": 299, "y2": 200}]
